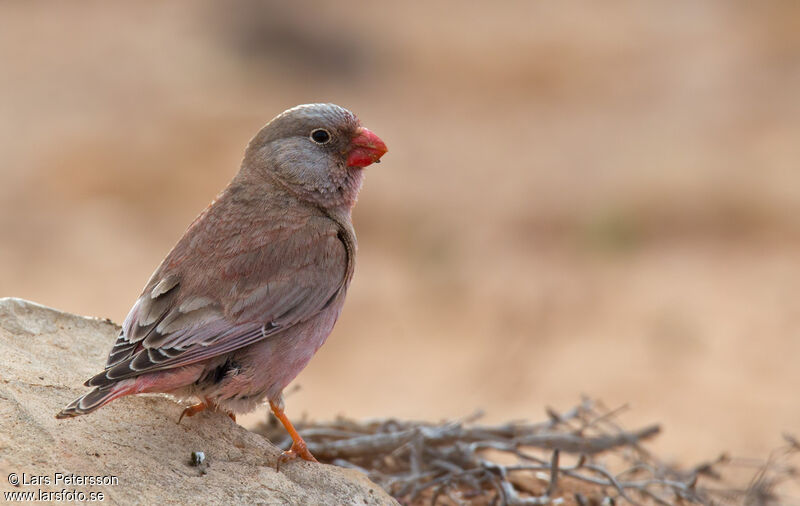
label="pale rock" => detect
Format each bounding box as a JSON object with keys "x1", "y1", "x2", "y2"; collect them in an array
[{"x1": 0, "y1": 297, "x2": 395, "y2": 505}]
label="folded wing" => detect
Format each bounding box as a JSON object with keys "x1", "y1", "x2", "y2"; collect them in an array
[{"x1": 86, "y1": 215, "x2": 351, "y2": 389}]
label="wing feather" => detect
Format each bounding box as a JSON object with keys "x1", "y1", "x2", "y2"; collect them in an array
[{"x1": 87, "y1": 204, "x2": 352, "y2": 389}]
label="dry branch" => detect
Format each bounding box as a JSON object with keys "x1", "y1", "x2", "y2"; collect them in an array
[{"x1": 253, "y1": 398, "x2": 799, "y2": 505}]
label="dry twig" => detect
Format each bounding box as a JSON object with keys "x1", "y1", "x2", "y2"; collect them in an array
[{"x1": 254, "y1": 398, "x2": 799, "y2": 505}]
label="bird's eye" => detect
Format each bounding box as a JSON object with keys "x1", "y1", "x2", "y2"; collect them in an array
[{"x1": 310, "y1": 128, "x2": 331, "y2": 144}]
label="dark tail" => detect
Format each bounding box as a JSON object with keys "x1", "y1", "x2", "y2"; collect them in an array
[{"x1": 56, "y1": 383, "x2": 133, "y2": 419}]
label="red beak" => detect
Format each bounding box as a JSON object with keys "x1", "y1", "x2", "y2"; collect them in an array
[{"x1": 347, "y1": 127, "x2": 388, "y2": 168}]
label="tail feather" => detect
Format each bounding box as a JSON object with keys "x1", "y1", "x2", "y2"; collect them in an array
[{"x1": 56, "y1": 382, "x2": 135, "y2": 419}]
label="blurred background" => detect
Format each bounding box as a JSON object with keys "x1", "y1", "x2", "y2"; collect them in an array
[{"x1": 2, "y1": 1, "x2": 799, "y2": 466}]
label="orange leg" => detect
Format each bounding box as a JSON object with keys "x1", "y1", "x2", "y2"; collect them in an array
[
  {"x1": 269, "y1": 400, "x2": 318, "y2": 468},
  {"x1": 178, "y1": 401, "x2": 208, "y2": 424},
  {"x1": 178, "y1": 399, "x2": 236, "y2": 424}
]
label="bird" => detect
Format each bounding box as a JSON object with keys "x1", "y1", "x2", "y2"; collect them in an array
[{"x1": 56, "y1": 103, "x2": 387, "y2": 465}]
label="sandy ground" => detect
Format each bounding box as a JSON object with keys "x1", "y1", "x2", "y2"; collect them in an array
[{"x1": 2, "y1": 0, "x2": 799, "y2": 470}]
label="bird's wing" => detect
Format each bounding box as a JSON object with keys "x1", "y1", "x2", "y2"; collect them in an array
[{"x1": 86, "y1": 211, "x2": 352, "y2": 388}]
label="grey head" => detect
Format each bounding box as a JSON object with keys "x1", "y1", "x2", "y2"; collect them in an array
[{"x1": 241, "y1": 103, "x2": 387, "y2": 209}]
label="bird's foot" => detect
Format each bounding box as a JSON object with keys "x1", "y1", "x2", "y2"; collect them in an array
[
  {"x1": 276, "y1": 439, "x2": 318, "y2": 471},
  {"x1": 269, "y1": 399, "x2": 318, "y2": 470},
  {"x1": 178, "y1": 402, "x2": 208, "y2": 424},
  {"x1": 178, "y1": 399, "x2": 236, "y2": 424}
]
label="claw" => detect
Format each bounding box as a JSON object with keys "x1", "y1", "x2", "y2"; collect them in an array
[
  {"x1": 178, "y1": 402, "x2": 208, "y2": 424},
  {"x1": 276, "y1": 440, "x2": 318, "y2": 471},
  {"x1": 178, "y1": 400, "x2": 236, "y2": 424}
]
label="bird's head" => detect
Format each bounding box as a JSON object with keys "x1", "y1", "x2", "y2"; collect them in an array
[{"x1": 242, "y1": 103, "x2": 387, "y2": 209}]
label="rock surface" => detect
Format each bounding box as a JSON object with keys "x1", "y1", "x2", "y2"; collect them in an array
[{"x1": 0, "y1": 297, "x2": 395, "y2": 505}]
